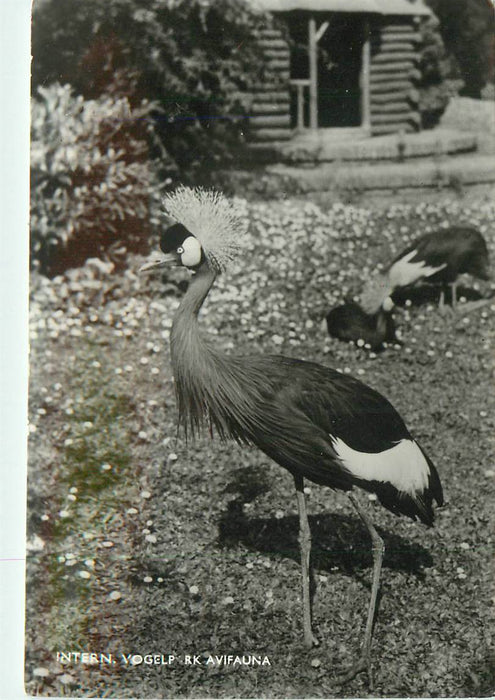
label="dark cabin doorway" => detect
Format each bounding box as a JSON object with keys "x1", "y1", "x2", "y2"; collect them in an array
[
  {"x1": 287, "y1": 13, "x2": 365, "y2": 129},
  {"x1": 318, "y1": 15, "x2": 365, "y2": 127}
]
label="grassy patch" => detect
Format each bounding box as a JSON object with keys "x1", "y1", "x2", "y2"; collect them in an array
[
  {"x1": 26, "y1": 192, "x2": 495, "y2": 697},
  {"x1": 26, "y1": 341, "x2": 149, "y2": 693}
]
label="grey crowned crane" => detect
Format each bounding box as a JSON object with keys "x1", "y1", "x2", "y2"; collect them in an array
[
  {"x1": 141, "y1": 187, "x2": 443, "y2": 684},
  {"x1": 326, "y1": 296, "x2": 398, "y2": 351},
  {"x1": 361, "y1": 226, "x2": 490, "y2": 314}
]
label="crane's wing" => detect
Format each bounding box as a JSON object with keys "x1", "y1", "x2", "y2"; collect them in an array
[
  {"x1": 387, "y1": 236, "x2": 447, "y2": 288},
  {"x1": 248, "y1": 356, "x2": 443, "y2": 525}
]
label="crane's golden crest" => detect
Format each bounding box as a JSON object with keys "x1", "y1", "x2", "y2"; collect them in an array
[{"x1": 163, "y1": 186, "x2": 246, "y2": 272}]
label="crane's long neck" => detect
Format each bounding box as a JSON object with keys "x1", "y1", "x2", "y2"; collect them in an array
[
  {"x1": 172, "y1": 265, "x2": 217, "y2": 334},
  {"x1": 170, "y1": 265, "x2": 217, "y2": 397},
  {"x1": 169, "y1": 264, "x2": 264, "y2": 442}
]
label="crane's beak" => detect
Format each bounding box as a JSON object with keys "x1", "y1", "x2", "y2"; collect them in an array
[
  {"x1": 382, "y1": 296, "x2": 394, "y2": 312},
  {"x1": 139, "y1": 252, "x2": 178, "y2": 273}
]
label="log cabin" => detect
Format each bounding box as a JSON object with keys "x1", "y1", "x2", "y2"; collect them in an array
[{"x1": 248, "y1": 0, "x2": 432, "y2": 142}]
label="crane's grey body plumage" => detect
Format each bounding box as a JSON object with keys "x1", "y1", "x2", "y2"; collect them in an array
[{"x1": 171, "y1": 266, "x2": 442, "y2": 526}]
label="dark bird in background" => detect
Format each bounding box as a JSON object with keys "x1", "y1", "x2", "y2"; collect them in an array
[
  {"x1": 141, "y1": 187, "x2": 443, "y2": 684},
  {"x1": 361, "y1": 226, "x2": 490, "y2": 313},
  {"x1": 326, "y1": 296, "x2": 398, "y2": 351}
]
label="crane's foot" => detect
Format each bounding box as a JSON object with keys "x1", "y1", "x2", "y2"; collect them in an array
[
  {"x1": 303, "y1": 631, "x2": 320, "y2": 649},
  {"x1": 438, "y1": 303, "x2": 455, "y2": 316},
  {"x1": 334, "y1": 654, "x2": 373, "y2": 689},
  {"x1": 438, "y1": 304, "x2": 456, "y2": 318}
]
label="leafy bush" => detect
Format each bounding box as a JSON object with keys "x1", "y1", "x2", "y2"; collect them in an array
[
  {"x1": 30, "y1": 84, "x2": 163, "y2": 276},
  {"x1": 425, "y1": 0, "x2": 494, "y2": 99},
  {"x1": 31, "y1": 0, "x2": 270, "y2": 179},
  {"x1": 417, "y1": 16, "x2": 452, "y2": 128}
]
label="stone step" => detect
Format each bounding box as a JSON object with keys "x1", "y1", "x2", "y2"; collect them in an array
[
  {"x1": 264, "y1": 154, "x2": 495, "y2": 193},
  {"x1": 264, "y1": 129, "x2": 478, "y2": 163}
]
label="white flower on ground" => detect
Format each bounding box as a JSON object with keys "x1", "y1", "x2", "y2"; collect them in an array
[{"x1": 33, "y1": 667, "x2": 50, "y2": 678}]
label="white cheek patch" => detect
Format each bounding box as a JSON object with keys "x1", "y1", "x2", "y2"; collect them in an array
[
  {"x1": 389, "y1": 250, "x2": 447, "y2": 288},
  {"x1": 331, "y1": 436, "x2": 430, "y2": 496},
  {"x1": 181, "y1": 236, "x2": 202, "y2": 268}
]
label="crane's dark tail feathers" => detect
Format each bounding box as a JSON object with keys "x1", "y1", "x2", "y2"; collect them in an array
[{"x1": 355, "y1": 455, "x2": 443, "y2": 527}]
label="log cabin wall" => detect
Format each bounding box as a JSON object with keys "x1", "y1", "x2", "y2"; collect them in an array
[
  {"x1": 249, "y1": 27, "x2": 292, "y2": 143},
  {"x1": 369, "y1": 18, "x2": 422, "y2": 135},
  {"x1": 248, "y1": 14, "x2": 425, "y2": 143}
]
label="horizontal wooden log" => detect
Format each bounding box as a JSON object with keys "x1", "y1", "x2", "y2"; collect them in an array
[
  {"x1": 370, "y1": 67, "x2": 419, "y2": 82},
  {"x1": 374, "y1": 42, "x2": 416, "y2": 52},
  {"x1": 262, "y1": 48, "x2": 290, "y2": 60},
  {"x1": 252, "y1": 81, "x2": 287, "y2": 91},
  {"x1": 371, "y1": 101, "x2": 415, "y2": 114},
  {"x1": 372, "y1": 51, "x2": 417, "y2": 64},
  {"x1": 381, "y1": 32, "x2": 420, "y2": 44},
  {"x1": 252, "y1": 90, "x2": 290, "y2": 103},
  {"x1": 265, "y1": 58, "x2": 291, "y2": 71},
  {"x1": 256, "y1": 29, "x2": 284, "y2": 39},
  {"x1": 262, "y1": 69, "x2": 290, "y2": 81},
  {"x1": 249, "y1": 127, "x2": 292, "y2": 142},
  {"x1": 371, "y1": 88, "x2": 418, "y2": 103},
  {"x1": 257, "y1": 38, "x2": 289, "y2": 50},
  {"x1": 380, "y1": 24, "x2": 415, "y2": 33},
  {"x1": 249, "y1": 114, "x2": 291, "y2": 128},
  {"x1": 370, "y1": 80, "x2": 412, "y2": 95},
  {"x1": 372, "y1": 111, "x2": 420, "y2": 125},
  {"x1": 251, "y1": 101, "x2": 290, "y2": 115},
  {"x1": 370, "y1": 61, "x2": 416, "y2": 73}
]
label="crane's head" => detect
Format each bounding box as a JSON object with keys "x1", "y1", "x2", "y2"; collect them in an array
[
  {"x1": 140, "y1": 186, "x2": 245, "y2": 274},
  {"x1": 360, "y1": 274, "x2": 394, "y2": 315}
]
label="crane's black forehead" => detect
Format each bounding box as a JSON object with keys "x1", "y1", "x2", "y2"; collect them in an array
[{"x1": 160, "y1": 223, "x2": 195, "y2": 253}]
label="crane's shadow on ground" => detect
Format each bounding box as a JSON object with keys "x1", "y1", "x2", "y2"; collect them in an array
[{"x1": 218, "y1": 467, "x2": 433, "y2": 582}]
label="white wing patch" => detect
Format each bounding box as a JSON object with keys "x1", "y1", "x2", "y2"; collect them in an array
[
  {"x1": 388, "y1": 250, "x2": 447, "y2": 288},
  {"x1": 331, "y1": 436, "x2": 430, "y2": 496}
]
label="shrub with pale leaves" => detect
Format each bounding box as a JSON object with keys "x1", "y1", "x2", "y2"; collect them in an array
[{"x1": 31, "y1": 83, "x2": 162, "y2": 276}]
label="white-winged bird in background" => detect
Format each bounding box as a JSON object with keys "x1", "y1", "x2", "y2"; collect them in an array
[
  {"x1": 141, "y1": 187, "x2": 443, "y2": 683},
  {"x1": 361, "y1": 226, "x2": 490, "y2": 314}
]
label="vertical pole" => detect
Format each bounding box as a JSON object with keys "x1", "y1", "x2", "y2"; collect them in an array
[
  {"x1": 309, "y1": 16, "x2": 318, "y2": 130},
  {"x1": 360, "y1": 18, "x2": 371, "y2": 134},
  {"x1": 297, "y1": 84, "x2": 304, "y2": 130}
]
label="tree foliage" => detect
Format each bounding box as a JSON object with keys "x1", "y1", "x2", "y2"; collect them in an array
[
  {"x1": 32, "y1": 0, "x2": 269, "y2": 177},
  {"x1": 418, "y1": 15, "x2": 452, "y2": 128},
  {"x1": 425, "y1": 0, "x2": 494, "y2": 98}
]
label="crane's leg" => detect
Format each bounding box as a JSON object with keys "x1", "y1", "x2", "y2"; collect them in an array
[
  {"x1": 439, "y1": 287, "x2": 446, "y2": 312},
  {"x1": 439, "y1": 285, "x2": 455, "y2": 315},
  {"x1": 450, "y1": 281, "x2": 458, "y2": 309},
  {"x1": 336, "y1": 492, "x2": 384, "y2": 687},
  {"x1": 294, "y1": 475, "x2": 319, "y2": 649}
]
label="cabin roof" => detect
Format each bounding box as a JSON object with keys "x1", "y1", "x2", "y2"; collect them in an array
[{"x1": 252, "y1": 0, "x2": 431, "y2": 15}]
